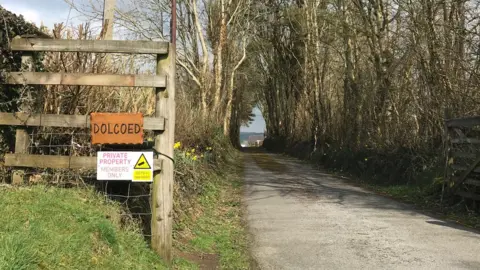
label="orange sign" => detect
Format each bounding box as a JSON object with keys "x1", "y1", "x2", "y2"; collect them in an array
[{"x1": 90, "y1": 113, "x2": 144, "y2": 144}]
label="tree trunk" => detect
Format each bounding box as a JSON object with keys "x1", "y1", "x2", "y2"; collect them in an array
[{"x1": 213, "y1": 0, "x2": 227, "y2": 116}]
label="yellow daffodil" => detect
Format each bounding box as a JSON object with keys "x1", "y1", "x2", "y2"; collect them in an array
[
  {"x1": 191, "y1": 148, "x2": 195, "y2": 153},
  {"x1": 186, "y1": 152, "x2": 191, "y2": 156},
  {"x1": 192, "y1": 155, "x2": 198, "y2": 161},
  {"x1": 200, "y1": 154, "x2": 204, "y2": 158},
  {"x1": 174, "y1": 142, "x2": 181, "y2": 149}
]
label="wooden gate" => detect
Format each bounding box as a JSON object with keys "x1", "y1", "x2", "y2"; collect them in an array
[
  {"x1": 444, "y1": 116, "x2": 480, "y2": 204},
  {"x1": 0, "y1": 36, "x2": 176, "y2": 261}
]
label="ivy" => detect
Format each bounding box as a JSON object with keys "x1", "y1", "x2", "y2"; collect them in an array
[{"x1": 0, "y1": 5, "x2": 46, "y2": 154}]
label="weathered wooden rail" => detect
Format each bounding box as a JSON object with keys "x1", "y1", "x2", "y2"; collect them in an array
[
  {"x1": 10, "y1": 38, "x2": 169, "y2": 54},
  {"x1": 6, "y1": 72, "x2": 166, "y2": 87},
  {"x1": 444, "y1": 116, "x2": 480, "y2": 203},
  {"x1": 0, "y1": 112, "x2": 165, "y2": 129},
  {"x1": 1, "y1": 35, "x2": 176, "y2": 261}
]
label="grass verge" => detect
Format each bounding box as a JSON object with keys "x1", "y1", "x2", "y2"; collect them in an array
[
  {"x1": 173, "y1": 162, "x2": 250, "y2": 270},
  {"x1": 0, "y1": 185, "x2": 166, "y2": 270},
  {"x1": 319, "y1": 162, "x2": 480, "y2": 230},
  {"x1": 368, "y1": 184, "x2": 480, "y2": 230}
]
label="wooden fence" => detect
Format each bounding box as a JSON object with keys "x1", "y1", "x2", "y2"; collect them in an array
[
  {"x1": 444, "y1": 116, "x2": 480, "y2": 205},
  {"x1": 1, "y1": 35, "x2": 176, "y2": 262}
]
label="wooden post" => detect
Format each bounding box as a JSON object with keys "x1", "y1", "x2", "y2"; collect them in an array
[
  {"x1": 12, "y1": 52, "x2": 34, "y2": 185},
  {"x1": 102, "y1": 0, "x2": 115, "y2": 69},
  {"x1": 102, "y1": 0, "x2": 116, "y2": 40},
  {"x1": 152, "y1": 44, "x2": 175, "y2": 263},
  {"x1": 441, "y1": 108, "x2": 452, "y2": 203}
]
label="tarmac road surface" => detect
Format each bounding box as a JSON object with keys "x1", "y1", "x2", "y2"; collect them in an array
[{"x1": 244, "y1": 150, "x2": 480, "y2": 270}]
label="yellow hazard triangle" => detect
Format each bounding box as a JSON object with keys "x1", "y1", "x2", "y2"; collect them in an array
[{"x1": 134, "y1": 154, "x2": 151, "y2": 169}]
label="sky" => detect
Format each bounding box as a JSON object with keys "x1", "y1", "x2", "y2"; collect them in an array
[
  {"x1": 1, "y1": 0, "x2": 267, "y2": 133},
  {"x1": 1, "y1": 0, "x2": 74, "y2": 29},
  {"x1": 240, "y1": 107, "x2": 266, "y2": 133}
]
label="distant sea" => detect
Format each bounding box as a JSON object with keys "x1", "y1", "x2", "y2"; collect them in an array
[{"x1": 239, "y1": 132, "x2": 264, "y2": 143}]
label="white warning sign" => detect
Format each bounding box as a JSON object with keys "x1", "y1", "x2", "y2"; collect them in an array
[{"x1": 97, "y1": 151, "x2": 154, "y2": 182}]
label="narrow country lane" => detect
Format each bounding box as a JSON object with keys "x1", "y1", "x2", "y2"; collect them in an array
[{"x1": 244, "y1": 149, "x2": 480, "y2": 270}]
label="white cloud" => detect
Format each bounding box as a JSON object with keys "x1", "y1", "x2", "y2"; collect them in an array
[
  {"x1": 2, "y1": 4, "x2": 42, "y2": 26},
  {"x1": 1, "y1": 1, "x2": 76, "y2": 30},
  {"x1": 21, "y1": 10, "x2": 40, "y2": 24}
]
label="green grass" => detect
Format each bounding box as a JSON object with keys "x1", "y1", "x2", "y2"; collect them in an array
[
  {"x1": 172, "y1": 258, "x2": 199, "y2": 270},
  {"x1": 0, "y1": 185, "x2": 166, "y2": 270},
  {"x1": 174, "y1": 167, "x2": 250, "y2": 270},
  {"x1": 373, "y1": 185, "x2": 427, "y2": 205},
  {"x1": 370, "y1": 184, "x2": 480, "y2": 229}
]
